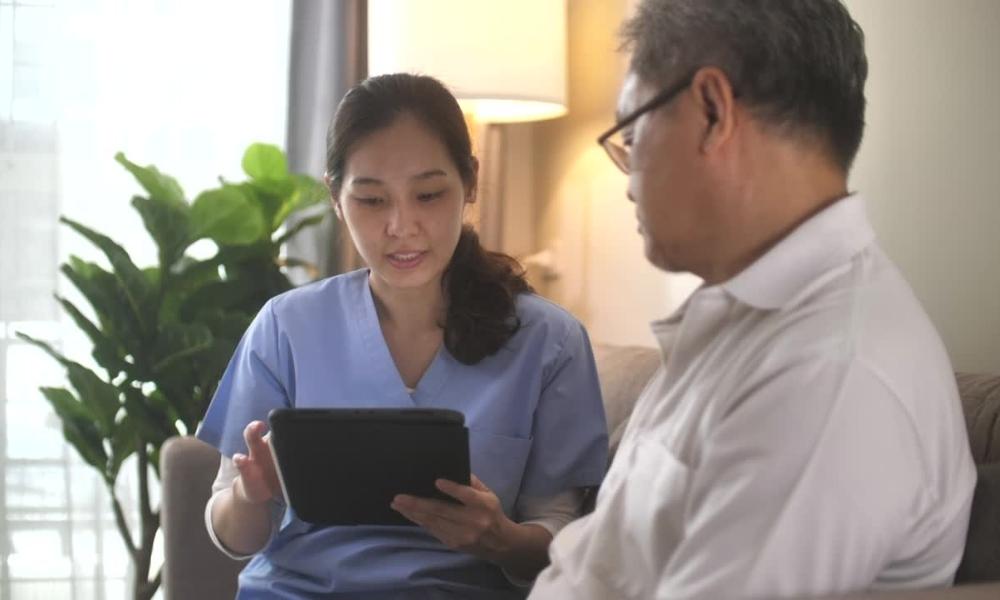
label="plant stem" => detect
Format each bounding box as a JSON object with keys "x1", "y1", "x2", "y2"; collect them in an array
[
  {"x1": 110, "y1": 491, "x2": 138, "y2": 561},
  {"x1": 132, "y1": 440, "x2": 163, "y2": 600}
]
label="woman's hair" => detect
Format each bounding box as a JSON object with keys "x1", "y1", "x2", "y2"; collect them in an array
[{"x1": 326, "y1": 73, "x2": 532, "y2": 365}]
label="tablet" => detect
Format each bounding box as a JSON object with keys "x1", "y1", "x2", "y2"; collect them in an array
[{"x1": 267, "y1": 408, "x2": 470, "y2": 526}]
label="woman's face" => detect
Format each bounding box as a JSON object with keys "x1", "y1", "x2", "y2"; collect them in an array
[{"x1": 335, "y1": 114, "x2": 474, "y2": 295}]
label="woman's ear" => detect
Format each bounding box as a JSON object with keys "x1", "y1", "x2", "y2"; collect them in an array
[
  {"x1": 466, "y1": 157, "x2": 479, "y2": 205},
  {"x1": 325, "y1": 172, "x2": 344, "y2": 221}
]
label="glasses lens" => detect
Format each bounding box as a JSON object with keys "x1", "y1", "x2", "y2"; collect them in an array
[{"x1": 603, "y1": 138, "x2": 630, "y2": 174}]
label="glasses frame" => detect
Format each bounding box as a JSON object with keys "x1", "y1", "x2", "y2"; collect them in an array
[{"x1": 597, "y1": 73, "x2": 696, "y2": 174}]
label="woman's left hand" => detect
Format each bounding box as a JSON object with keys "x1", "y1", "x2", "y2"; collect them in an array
[{"x1": 391, "y1": 474, "x2": 516, "y2": 563}]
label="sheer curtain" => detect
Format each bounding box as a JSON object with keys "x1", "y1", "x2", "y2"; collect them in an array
[{"x1": 0, "y1": 1, "x2": 290, "y2": 597}]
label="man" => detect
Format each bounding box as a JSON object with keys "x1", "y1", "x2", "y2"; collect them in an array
[{"x1": 529, "y1": 1, "x2": 976, "y2": 598}]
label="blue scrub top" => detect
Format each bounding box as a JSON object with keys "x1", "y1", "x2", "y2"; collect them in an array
[{"x1": 197, "y1": 269, "x2": 608, "y2": 599}]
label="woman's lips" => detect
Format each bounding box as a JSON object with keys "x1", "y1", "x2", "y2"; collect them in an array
[{"x1": 386, "y1": 251, "x2": 427, "y2": 270}]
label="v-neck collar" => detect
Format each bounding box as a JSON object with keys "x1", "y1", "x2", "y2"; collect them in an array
[{"x1": 350, "y1": 270, "x2": 450, "y2": 406}]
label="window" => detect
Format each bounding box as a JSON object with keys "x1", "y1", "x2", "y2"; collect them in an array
[{"x1": 0, "y1": 1, "x2": 290, "y2": 597}]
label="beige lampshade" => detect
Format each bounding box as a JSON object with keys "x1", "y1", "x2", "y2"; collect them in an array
[{"x1": 367, "y1": 0, "x2": 568, "y2": 123}]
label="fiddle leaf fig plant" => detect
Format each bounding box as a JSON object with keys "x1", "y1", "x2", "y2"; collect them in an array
[{"x1": 16, "y1": 143, "x2": 328, "y2": 600}]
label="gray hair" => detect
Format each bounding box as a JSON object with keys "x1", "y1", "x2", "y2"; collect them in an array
[{"x1": 622, "y1": 0, "x2": 868, "y2": 170}]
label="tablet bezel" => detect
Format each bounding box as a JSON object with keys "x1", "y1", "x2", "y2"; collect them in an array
[{"x1": 267, "y1": 407, "x2": 470, "y2": 526}]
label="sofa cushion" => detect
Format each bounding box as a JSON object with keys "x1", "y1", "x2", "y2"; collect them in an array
[
  {"x1": 955, "y1": 462, "x2": 1000, "y2": 584},
  {"x1": 956, "y1": 372, "x2": 1000, "y2": 463},
  {"x1": 592, "y1": 344, "x2": 661, "y2": 457}
]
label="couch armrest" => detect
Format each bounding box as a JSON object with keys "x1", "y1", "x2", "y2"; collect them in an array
[{"x1": 160, "y1": 435, "x2": 244, "y2": 600}]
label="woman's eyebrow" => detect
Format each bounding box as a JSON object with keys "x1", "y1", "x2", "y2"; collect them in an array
[
  {"x1": 412, "y1": 169, "x2": 447, "y2": 181},
  {"x1": 350, "y1": 170, "x2": 446, "y2": 186},
  {"x1": 350, "y1": 176, "x2": 383, "y2": 186}
]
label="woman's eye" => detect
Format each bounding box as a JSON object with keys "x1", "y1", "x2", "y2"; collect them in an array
[
  {"x1": 353, "y1": 196, "x2": 383, "y2": 206},
  {"x1": 417, "y1": 190, "x2": 446, "y2": 202}
]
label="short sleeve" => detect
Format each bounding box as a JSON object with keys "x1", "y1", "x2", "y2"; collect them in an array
[
  {"x1": 196, "y1": 301, "x2": 292, "y2": 457},
  {"x1": 520, "y1": 323, "x2": 608, "y2": 496}
]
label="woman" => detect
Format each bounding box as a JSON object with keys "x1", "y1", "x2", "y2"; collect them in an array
[{"x1": 196, "y1": 73, "x2": 608, "y2": 599}]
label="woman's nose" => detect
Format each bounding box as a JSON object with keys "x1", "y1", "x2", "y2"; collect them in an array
[{"x1": 386, "y1": 201, "x2": 418, "y2": 237}]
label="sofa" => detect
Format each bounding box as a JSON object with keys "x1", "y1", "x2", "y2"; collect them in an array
[{"x1": 159, "y1": 344, "x2": 1000, "y2": 599}]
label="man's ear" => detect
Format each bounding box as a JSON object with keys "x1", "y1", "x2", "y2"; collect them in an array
[
  {"x1": 466, "y1": 157, "x2": 479, "y2": 204},
  {"x1": 691, "y1": 67, "x2": 737, "y2": 153}
]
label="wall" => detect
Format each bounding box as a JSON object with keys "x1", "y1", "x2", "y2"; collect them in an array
[
  {"x1": 534, "y1": 0, "x2": 1000, "y2": 370},
  {"x1": 844, "y1": 0, "x2": 1000, "y2": 373},
  {"x1": 532, "y1": 0, "x2": 698, "y2": 349}
]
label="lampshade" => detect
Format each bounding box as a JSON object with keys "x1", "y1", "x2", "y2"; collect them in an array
[{"x1": 367, "y1": 0, "x2": 567, "y2": 123}]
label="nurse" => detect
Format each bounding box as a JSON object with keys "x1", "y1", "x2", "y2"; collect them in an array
[{"x1": 195, "y1": 73, "x2": 608, "y2": 599}]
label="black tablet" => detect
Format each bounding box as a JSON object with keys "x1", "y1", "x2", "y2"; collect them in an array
[{"x1": 267, "y1": 408, "x2": 470, "y2": 526}]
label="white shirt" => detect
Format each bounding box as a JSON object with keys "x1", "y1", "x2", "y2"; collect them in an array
[{"x1": 530, "y1": 195, "x2": 976, "y2": 600}]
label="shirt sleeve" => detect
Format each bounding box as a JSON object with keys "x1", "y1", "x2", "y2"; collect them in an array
[
  {"x1": 502, "y1": 488, "x2": 587, "y2": 588},
  {"x1": 203, "y1": 456, "x2": 285, "y2": 560},
  {"x1": 196, "y1": 300, "x2": 292, "y2": 457},
  {"x1": 515, "y1": 488, "x2": 586, "y2": 538},
  {"x1": 519, "y1": 322, "x2": 609, "y2": 497}
]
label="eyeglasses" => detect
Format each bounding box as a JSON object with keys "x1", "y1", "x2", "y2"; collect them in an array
[{"x1": 597, "y1": 73, "x2": 695, "y2": 174}]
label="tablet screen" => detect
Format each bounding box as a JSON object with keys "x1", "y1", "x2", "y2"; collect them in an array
[{"x1": 268, "y1": 408, "x2": 470, "y2": 526}]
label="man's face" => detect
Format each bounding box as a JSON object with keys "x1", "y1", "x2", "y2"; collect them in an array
[{"x1": 618, "y1": 72, "x2": 723, "y2": 275}]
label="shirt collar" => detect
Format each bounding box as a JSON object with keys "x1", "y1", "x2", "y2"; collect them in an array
[{"x1": 721, "y1": 193, "x2": 875, "y2": 310}]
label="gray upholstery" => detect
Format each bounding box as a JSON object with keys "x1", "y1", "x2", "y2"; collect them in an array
[
  {"x1": 160, "y1": 436, "x2": 243, "y2": 600},
  {"x1": 159, "y1": 344, "x2": 1000, "y2": 599}
]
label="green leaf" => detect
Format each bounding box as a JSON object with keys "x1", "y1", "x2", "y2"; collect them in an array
[
  {"x1": 40, "y1": 387, "x2": 109, "y2": 474},
  {"x1": 60, "y1": 217, "x2": 155, "y2": 332},
  {"x1": 115, "y1": 152, "x2": 186, "y2": 208},
  {"x1": 54, "y1": 295, "x2": 127, "y2": 377},
  {"x1": 274, "y1": 175, "x2": 328, "y2": 227},
  {"x1": 242, "y1": 181, "x2": 288, "y2": 233},
  {"x1": 178, "y1": 277, "x2": 262, "y2": 320},
  {"x1": 274, "y1": 212, "x2": 327, "y2": 247},
  {"x1": 190, "y1": 186, "x2": 266, "y2": 245},
  {"x1": 151, "y1": 322, "x2": 213, "y2": 375},
  {"x1": 158, "y1": 258, "x2": 222, "y2": 324},
  {"x1": 123, "y1": 388, "x2": 175, "y2": 446},
  {"x1": 108, "y1": 416, "x2": 137, "y2": 481},
  {"x1": 16, "y1": 332, "x2": 73, "y2": 367},
  {"x1": 20, "y1": 332, "x2": 124, "y2": 438},
  {"x1": 65, "y1": 362, "x2": 121, "y2": 437},
  {"x1": 241, "y1": 143, "x2": 288, "y2": 181},
  {"x1": 131, "y1": 195, "x2": 192, "y2": 269},
  {"x1": 60, "y1": 259, "x2": 146, "y2": 369}
]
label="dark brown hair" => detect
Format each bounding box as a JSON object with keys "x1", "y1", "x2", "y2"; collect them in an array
[{"x1": 326, "y1": 73, "x2": 532, "y2": 364}]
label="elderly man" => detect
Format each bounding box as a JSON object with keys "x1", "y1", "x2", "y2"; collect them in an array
[{"x1": 529, "y1": 1, "x2": 976, "y2": 599}]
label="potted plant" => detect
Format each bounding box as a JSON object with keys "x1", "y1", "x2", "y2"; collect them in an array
[{"x1": 16, "y1": 143, "x2": 328, "y2": 600}]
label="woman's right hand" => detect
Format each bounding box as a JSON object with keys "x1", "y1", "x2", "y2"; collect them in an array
[{"x1": 232, "y1": 420, "x2": 281, "y2": 505}]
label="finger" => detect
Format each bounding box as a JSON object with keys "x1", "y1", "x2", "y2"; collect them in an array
[
  {"x1": 435, "y1": 479, "x2": 486, "y2": 506},
  {"x1": 470, "y1": 474, "x2": 490, "y2": 493},
  {"x1": 243, "y1": 421, "x2": 270, "y2": 462},
  {"x1": 393, "y1": 502, "x2": 469, "y2": 544},
  {"x1": 393, "y1": 495, "x2": 469, "y2": 526}
]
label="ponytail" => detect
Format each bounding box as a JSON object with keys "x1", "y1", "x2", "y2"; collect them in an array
[{"x1": 442, "y1": 226, "x2": 533, "y2": 364}]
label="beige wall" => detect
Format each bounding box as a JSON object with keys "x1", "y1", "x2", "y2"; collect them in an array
[
  {"x1": 533, "y1": 0, "x2": 1000, "y2": 370},
  {"x1": 532, "y1": 0, "x2": 697, "y2": 349},
  {"x1": 844, "y1": 0, "x2": 1000, "y2": 373}
]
